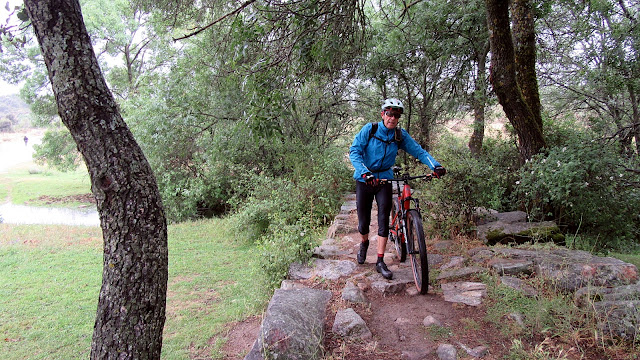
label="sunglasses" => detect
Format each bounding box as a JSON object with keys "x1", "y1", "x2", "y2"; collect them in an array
[{"x1": 385, "y1": 110, "x2": 402, "y2": 119}]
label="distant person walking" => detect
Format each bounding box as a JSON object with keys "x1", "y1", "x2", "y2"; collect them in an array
[{"x1": 23, "y1": 135, "x2": 28, "y2": 146}]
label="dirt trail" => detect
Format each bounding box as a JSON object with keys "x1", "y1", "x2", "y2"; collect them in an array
[{"x1": 220, "y1": 203, "x2": 515, "y2": 360}]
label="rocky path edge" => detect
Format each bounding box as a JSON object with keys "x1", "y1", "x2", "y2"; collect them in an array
[{"x1": 244, "y1": 194, "x2": 640, "y2": 360}]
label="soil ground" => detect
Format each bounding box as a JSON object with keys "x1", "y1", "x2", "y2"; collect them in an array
[{"x1": 219, "y1": 206, "x2": 520, "y2": 360}]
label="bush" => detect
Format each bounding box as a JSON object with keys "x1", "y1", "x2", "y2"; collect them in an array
[
  {"x1": 422, "y1": 134, "x2": 519, "y2": 234},
  {"x1": 0, "y1": 118, "x2": 13, "y2": 132},
  {"x1": 258, "y1": 222, "x2": 318, "y2": 289},
  {"x1": 514, "y1": 136, "x2": 640, "y2": 251},
  {"x1": 225, "y1": 144, "x2": 352, "y2": 287}
]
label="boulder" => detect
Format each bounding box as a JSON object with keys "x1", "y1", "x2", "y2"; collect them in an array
[
  {"x1": 574, "y1": 284, "x2": 640, "y2": 341},
  {"x1": 341, "y1": 282, "x2": 369, "y2": 303},
  {"x1": 436, "y1": 344, "x2": 458, "y2": 360},
  {"x1": 477, "y1": 220, "x2": 565, "y2": 245},
  {"x1": 332, "y1": 308, "x2": 372, "y2": 339},
  {"x1": 490, "y1": 248, "x2": 639, "y2": 293},
  {"x1": 534, "y1": 250, "x2": 638, "y2": 292},
  {"x1": 245, "y1": 288, "x2": 332, "y2": 360}
]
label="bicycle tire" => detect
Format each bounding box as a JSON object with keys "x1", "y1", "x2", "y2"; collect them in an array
[
  {"x1": 391, "y1": 197, "x2": 407, "y2": 262},
  {"x1": 407, "y1": 209, "x2": 429, "y2": 294}
]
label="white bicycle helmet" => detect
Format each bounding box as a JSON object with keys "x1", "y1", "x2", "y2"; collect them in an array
[{"x1": 381, "y1": 98, "x2": 404, "y2": 113}]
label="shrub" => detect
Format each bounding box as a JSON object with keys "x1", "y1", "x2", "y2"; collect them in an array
[
  {"x1": 421, "y1": 134, "x2": 519, "y2": 234},
  {"x1": 225, "y1": 144, "x2": 352, "y2": 287},
  {"x1": 258, "y1": 221, "x2": 318, "y2": 289},
  {"x1": 514, "y1": 137, "x2": 640, "y2": 251}
]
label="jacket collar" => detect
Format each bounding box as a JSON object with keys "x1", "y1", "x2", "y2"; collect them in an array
[{"x1": 379, "y1": 121, "x2": 395, "y2": 137}]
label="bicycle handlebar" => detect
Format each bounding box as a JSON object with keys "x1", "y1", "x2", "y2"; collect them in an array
[{"x1": 380, "y1": 173, "x2": 436, "y2": 183}]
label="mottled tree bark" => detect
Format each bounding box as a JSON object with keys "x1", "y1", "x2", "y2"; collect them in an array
[
  {"x1": 512, "y1": 0, "x2": 543, "y2": 133},
  {"x1": 468, "y1": 42, "x2": 490, "y2": 156},
  {"x1": 485, "y1": 0, "x2": 546, "y2": 161},
  {"x1": 24, "y1": 1, "x2": 168, "y2": 359}
]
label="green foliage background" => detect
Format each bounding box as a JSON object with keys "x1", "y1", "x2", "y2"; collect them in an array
[{"x1": 2, "y1": 0, "x2": 640, "y2": 288}]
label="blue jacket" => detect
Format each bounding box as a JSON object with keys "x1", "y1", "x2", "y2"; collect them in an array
[{"x1": 349, "y1": 121, "x2": 441, "y2": 181}]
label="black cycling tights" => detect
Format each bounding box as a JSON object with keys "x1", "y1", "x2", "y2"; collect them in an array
[{"x1": 356, "y1": 181, "x2": 393, "y2": 238}]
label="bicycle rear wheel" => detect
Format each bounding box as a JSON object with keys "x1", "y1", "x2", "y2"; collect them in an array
[
  {"x1": 406, "y1": 209, "x2": 429, "y2": 294},
  {"x1": 390, "y1": 197, "x2": 407, "y2": 262}
]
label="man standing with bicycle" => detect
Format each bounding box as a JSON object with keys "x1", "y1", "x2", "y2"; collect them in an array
[{"x1": 349, "y1": 98, "x2": 446, "y2": 280}]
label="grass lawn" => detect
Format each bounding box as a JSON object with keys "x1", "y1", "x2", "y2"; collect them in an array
[
  {"x1": 0, "y1": 164, "x2": 92, "y2": 206},
  {"x1": 0, "y1": 219, "x2": 269, "y2": 359}
]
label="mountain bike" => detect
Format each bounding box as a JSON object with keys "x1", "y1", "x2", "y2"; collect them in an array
[{"x1": 385, "y1": 167, "x2": 436, "y2": 294}]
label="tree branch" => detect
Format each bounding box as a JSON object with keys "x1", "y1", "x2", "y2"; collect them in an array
[{"x1": 173, "y1": 0, "x2": 257, "y2": 41}]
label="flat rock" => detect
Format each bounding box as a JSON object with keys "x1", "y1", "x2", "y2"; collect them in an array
[
  {"x1": 370, "y1": 266, "x2": 414, "y2": 295},
  {"x1": 288, "y1": 262, "x2": 313, "y2": 280},
  {"x1": 428, "y1": 253, "x2": 444, "y2": 267},
  {"x1": 327, "y1": 219, "x2": 356, "y2": 238},
  {"x1": 314, "y1": 259, "x2": 356, "y2": 280},
  {"x1": 489, "y1": 258, "x2": 534, "y2": 276},
  {"x1": 434, "y1": 240, "x2": 454, "y2": 251},
  {"x1": 495, "y1": 211, "x2": 527, "y2": 223},
  {"x1": 312, "y1": 244, "x2": 350, "y2": 259},
  {"x1": 491, "y1": 248, "x2": 639, "y2": 292},
  {"x1": 534, "y1": 251, "x2": 638, "y2": 292},
  {"x1": 280, "y1": 280, "x2": 308, "y2": 290},
  {"x1": 288, "y1": 259, "x2": 357, "y2": 281},
  {"x1": 440, "y1": 256, "x2": 466, "y2": 270},
  {"x1": 436, "y1": 266, "x2": 486, "y2": 281},
  {"x1": 592, "y1": 300, "x2": 640, "y2": 340},
  {"x1": 340, "y1": 200, "x2": 357, "y2": 214},
  {"x1": 575, "y1": 283, "x2": 640, "y2": 307},
  {"x1": 441, "y1": 281, "x2": 487, "y2": 306},
  {"x1": 500, "y1": 276, "x2": 538, "y2": 297}
]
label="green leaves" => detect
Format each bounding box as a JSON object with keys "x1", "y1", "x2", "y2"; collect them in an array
[{"x1": 514, "y1": 121, "x2": 640, "y2": 249}]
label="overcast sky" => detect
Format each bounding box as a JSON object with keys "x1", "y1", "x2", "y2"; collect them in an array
[
  {"x1": 0, "y1": 79, "x2": 20, "y2": 96},
  {"x1": 0, "y1": 0, "x2": 24, "y2": 96}
]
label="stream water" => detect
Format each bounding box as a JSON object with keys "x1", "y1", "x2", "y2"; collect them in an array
[
  {"x1": 0, "y1": 203, "x2": 100, "y2": 226},
  {"x1": 1, "y1": 132, "x2": 100, "y2": 226}
]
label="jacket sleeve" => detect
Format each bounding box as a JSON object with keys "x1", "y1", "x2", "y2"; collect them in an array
[
  {"x1": 399, "y1": 129, "x2": 441, "y2": 170},
  {"x1": 349, "y1": 124, "x2": 373, "y2": 178}
]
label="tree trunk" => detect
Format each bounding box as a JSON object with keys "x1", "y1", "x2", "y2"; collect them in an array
[
  {"x1": 468, "y1": 42, "x2": 490, "y2": 156},
  {"x1": 511, "y1": 0, "x2": 543, "y2": 131},
  {"x1": 485, "y1": 0, "x2": 546, "y2": 162},
  {"x1": 24, "y1": 1, "x2": 168, "y2": 359},
  {"x1": 627, "y1": 83, "x2": 640, "y2": 156}
]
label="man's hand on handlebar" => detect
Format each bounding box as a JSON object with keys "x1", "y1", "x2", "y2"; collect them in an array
[
  {"x1": 433, "y1": 166, "x2": 447, "y2": 178},
  {"x1": 362, "y1": 172, "x2": 379, "y2": 186}
]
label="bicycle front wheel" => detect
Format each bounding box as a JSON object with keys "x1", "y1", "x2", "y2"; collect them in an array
[
  {"x1": 407, "y1": 209, "x2": 429, "y2": 294},
  {"x1": 391, "y1": 197, "x2": 407, "y2": 262}
]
